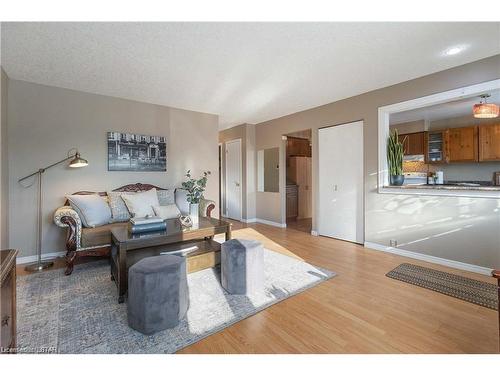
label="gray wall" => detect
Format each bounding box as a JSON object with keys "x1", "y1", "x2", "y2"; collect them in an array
[
  {"x1": 7, "y1": 80, "x2": 219, "y2": 257},
  {"x1": 254, "y1": 54, "x2": 500, "y2": 269},
  {"x1": 0, "y1": 67, "x2": 8, "y2": 248}
]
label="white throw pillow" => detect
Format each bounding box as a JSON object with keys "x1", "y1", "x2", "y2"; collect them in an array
[
  {"x1": 153, "y1": 204, "x2": 181, "y2": 220},
  {"x1": 121, "y1": 188, "x2": 160, "y2": 218},
  {"x1": 66, "y1": 194, "x2": 112, "y2": 228}
]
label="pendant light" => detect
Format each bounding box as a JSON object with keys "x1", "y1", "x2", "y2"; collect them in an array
[{"x1": 473, "y1": 94, "x2": 499, "y2": 119}]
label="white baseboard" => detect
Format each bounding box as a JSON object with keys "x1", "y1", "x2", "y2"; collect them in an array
[
  {"x1": 232, "y1": 217, "x2": 286, "y2": 228},
  {"x1": 364, "y1": 241, "x2": 493, "y2": 276},
  {"x1": 17, "y1": 251, "x2": 66, "y2": 265},
  {"x1": 255, "y1": 218, "x2": 286, "y2": 228}
]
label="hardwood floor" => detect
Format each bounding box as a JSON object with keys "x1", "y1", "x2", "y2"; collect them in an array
[
  {"x1": 17, "y1": 219, "x2": 499, "y2": 353},
  {"x1": 286, "y1": 217, "x2": 312, "y2": 234}
]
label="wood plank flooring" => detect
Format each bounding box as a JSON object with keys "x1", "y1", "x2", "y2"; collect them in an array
[{"x1": 17, "y1": 219, "x2": 499, "y2": 353}]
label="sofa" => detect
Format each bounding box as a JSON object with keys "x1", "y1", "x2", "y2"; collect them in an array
[{"x1": 53, "y1": 183, "x2": 215, "y2": 275}]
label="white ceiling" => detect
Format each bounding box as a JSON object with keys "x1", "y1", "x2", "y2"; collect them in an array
[
  {"x1": 1, "y1": 22, "x2": 500, "y2": 129},
  {"x1": 390, "y1": 89, "x2": 500, "y2": 124}
]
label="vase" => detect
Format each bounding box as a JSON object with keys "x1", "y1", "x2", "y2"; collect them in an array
[
  {"x1": 189, "y1": 203, "x2": 199, "y2": 224},
  {"x1": 390, "y1": 174, "x2": 405, "y2": 186}
]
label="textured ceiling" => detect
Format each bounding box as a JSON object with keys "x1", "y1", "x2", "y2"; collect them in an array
[{"x1": 2, "y1": 22, "x2": 500, "y2": 129}]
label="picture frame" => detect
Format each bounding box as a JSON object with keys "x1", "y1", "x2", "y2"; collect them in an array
[{"x1": 107, "y1": 132, "x2": 166, "y2": 172}]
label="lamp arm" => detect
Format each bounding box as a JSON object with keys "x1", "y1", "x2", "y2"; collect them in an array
[{"x1": 18, "y1": 153, "x2": 77, "y2": 183}]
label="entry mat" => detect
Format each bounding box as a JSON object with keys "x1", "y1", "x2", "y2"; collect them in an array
[{"x1": 386, "y1": 263, "x2": 497, "y2": 310}]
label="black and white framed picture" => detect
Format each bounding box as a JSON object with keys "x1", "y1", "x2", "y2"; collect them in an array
[{"x1": 107, "y1": 132, "x2": 167, "y2": 171}]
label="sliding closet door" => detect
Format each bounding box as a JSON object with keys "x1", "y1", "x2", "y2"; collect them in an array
[{"x1": 318, "y1": 121, "x2": 364, "y2": 243}]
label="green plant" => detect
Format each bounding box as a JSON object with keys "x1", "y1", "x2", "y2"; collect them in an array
[
  {"x1": 181, "y1": 170, "x2": 211, "y2": 204},
  {"x1": 387, "y1": 130, "x2": 405, "y2": 176}
]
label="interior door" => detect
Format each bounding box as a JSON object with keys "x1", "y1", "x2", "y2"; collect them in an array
[
  {"x1": 318, "y1": 121, "x2": 364, "y2": 243},
  {"x1": 225, "y1": 139, "x2": 242, "y2": 220}
]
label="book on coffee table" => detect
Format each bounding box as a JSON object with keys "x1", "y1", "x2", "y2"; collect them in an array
[
  {"x1": 130, "y1": 216, "x2": 164, "y2": 225},
  {"x1": 129, "y1": 222, "x2": 167, "y2": 234}
]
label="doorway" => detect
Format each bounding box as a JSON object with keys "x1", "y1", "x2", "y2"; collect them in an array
[
  {"x1": 285, "y1": 129, "x2": 312, "y2": 233},
  {"x1": 225, "y1": 139, "x2": 242, "y2": 221},
  {"x1": 318, "y1": 121, "x2": 364, "y2": 243}
]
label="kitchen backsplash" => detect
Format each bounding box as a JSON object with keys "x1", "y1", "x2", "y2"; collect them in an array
[{"x1": 403, "y1": 160, "x2": 500, "y2": 183}]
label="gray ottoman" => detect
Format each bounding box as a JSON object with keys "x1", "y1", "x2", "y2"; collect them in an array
[
  {"x1": 127, "y1": 255, "x2": 189, "y2": 334},
  {"x1": 221, "y1": 239, "x2": 264, "y2": 295}
]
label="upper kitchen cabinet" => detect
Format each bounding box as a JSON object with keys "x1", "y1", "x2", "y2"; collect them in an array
[
  {"x1": 425, "y1": 130, "x2": 449, "y2": 164},
  {"x1": 286, "y1": 136, "x2": 311, "y2": 157},
  {"x1": 398, "y1": 131, "x2": 425, "y2": 155},
  {"x1": 479, "y1": 123, "x2": 500, "y2": 161},
  {"x1": 448, "y1": 126, "x2": 478, "y2": 163}
]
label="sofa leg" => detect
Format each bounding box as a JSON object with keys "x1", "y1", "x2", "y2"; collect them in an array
[{"x1": 65, "y1": 251, "x2": 77, "y2": 276}]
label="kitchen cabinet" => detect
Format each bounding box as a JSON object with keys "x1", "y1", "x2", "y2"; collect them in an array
[
  {"x1": 286, "y1": 137, "x2": 311, "y2": 158},
  {"x1": 479, "y1": 123, "x2": 500, "y2": 161},
  {"x1": 425, "y1": 130, "x2": 449, "y2": 164},
  {"x1": 289, "y1": 156, "x2": 312, "y2": 219},
  {"x1": 286, "y1": 184, "x2": 298, "y2": 219},
  {"x1": 448, "y1": 126, "x2": 478, "y2": 163},
  {"x1": 398, "y1": 132, "x2": 425, "y2": 155}
]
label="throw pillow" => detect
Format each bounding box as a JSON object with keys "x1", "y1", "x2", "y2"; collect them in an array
[
  {"x1": 121, "y1": 188, "x2": 160, "y2": 218},
  {"x1": 153, "y1": 204, "x2": 181, "y2": 220},
  {"x1": 66, "y1": 194, "x2": 112, "y2": 228},
  {"x1": 157, "y1": 189, "x2": 175, "y2": 205},
  {"x1": 107, "y1": 191, "x2": 132, "y2": 223}
]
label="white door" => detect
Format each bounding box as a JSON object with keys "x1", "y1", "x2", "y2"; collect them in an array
[
  {"x1": 225, "y1": 139, "x2": 242, "y2": 220},
  {"x1": 318, "y1": 121, "x2": 364, "y2": 243}
]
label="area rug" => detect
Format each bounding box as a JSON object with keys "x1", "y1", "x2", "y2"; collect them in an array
[
  {"x1": 386, "y1": 263, "x2": 497, "y2": 310},
  {"x1": 17, "y1": 248, "x2": 335, "y2": 353}
]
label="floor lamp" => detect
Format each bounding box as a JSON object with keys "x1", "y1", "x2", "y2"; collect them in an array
[{"x1": 18, "y1": 149, "x2": 88, "y2": 272}]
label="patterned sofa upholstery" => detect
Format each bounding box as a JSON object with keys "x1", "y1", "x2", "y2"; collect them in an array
[{"x1": 53, "y1": 183, "x2": 215, "y2": 275}]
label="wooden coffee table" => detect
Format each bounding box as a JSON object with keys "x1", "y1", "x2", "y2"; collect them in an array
[{"x1": 110, "y1": 217, "x2": 231, "y2": 303}]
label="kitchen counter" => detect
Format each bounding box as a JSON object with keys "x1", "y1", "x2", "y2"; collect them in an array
[{"x1": 384, "y1": 184, "x2": 500, "y2": 191}]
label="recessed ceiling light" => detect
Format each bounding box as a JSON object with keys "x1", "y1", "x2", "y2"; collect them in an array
[{"x1": 444, "y1": 46, "x2": 466, "y2": 56}]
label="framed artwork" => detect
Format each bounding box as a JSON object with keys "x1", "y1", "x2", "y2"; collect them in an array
[{"x1": 107, "y1": 132, "x2": 166, "y2": 172}]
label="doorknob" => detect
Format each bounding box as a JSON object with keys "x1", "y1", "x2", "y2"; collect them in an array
[{"x1": 235, "y1": 182, "x2": 240, "y2": 187}]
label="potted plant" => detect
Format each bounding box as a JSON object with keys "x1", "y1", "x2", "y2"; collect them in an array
[
  {"x1": 387, "y1": 130, "x2": 406, "y2": 186},
  {"x1": 181, "y1": 170, "x2": 211, "y2": 221}
]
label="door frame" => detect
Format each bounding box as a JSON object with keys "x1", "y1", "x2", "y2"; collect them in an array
[
  {"x1": 218, "y1": 143, "x2": 222, "y2": 218},
  {"x1": 224, "y1": 138, "x2": 243, "y2": 221},
  {"x1": 318, "y1": 119, "x2": 365, "y2": 244}
]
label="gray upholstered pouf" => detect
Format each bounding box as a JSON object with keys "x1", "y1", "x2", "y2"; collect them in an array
[
  {"x1": 221, "y1": 239, "x2": 264, "y2": 295},
  {"x1": 127, "y1": 255, "x2": 189, "y2": 334}
]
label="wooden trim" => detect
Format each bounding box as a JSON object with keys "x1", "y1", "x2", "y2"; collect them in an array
[{"x1": 0, "y1": 249, "x2": 18, "y2": 352}]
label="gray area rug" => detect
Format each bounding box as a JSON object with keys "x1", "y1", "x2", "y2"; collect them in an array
[
  {"x1": 386, "y1": 263, "x2": 497, "y2": 310},
  {"x1": 17, "y1": 249, "x2": 335, "y2": 353}
]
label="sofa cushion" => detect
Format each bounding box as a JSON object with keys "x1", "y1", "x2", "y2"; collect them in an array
[
  {"x1": 66, "y1": 194, "x2": 112, "y2": 228},
  {"x1": 81, "y1": 222, "x2": 128, "y2": 248},
  {"x1": 153, "y1": 204, "x2": 181, "y2": 220},
  {"x1": 157, "y1": 189, "x2": 175, "y2": 205},
  {"x1": 121, "y1": 188, "x2": 160, "y2": 218},
  {"x1": 107, "y1": 191, "x2": 132, "y2": 223}
]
